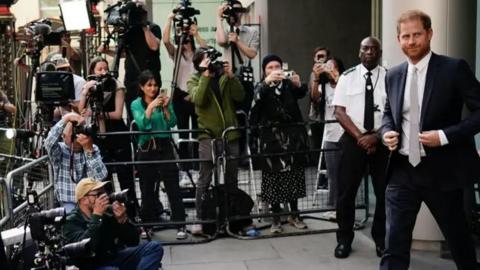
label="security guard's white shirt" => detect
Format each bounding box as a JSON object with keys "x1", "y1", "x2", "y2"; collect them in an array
[{"x1": 332, "y1": 64, "x2": 387, "y2": 133}]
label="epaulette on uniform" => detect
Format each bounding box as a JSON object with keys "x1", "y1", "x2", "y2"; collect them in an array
[{"x1": 342, "y1": 67, "x2": 356, "y2": 76}]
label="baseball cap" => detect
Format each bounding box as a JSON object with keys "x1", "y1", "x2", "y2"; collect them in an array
[
  {"x1": 48, "y1": 53, "x2": 71, "y2": 70},
  {"x1": 75, "y1": 178, "x2": 110, "y2": 202}
]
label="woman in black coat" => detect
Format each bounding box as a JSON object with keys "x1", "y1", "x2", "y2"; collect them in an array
[{"x1": 250, "y1": 54, "x2": 310, "y2": 233}]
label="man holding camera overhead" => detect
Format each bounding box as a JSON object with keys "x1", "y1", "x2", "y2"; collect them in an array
[
  {"x1": 63, "y1": 177, "x2": 163, "y2": 270},
  {"x1": 99, "y1": 0, "x2": 161, "y2": 121},
  {"x1": 187, "y1": 46, "x2": 244, "y2": 234},
  {"x1": 44, "y1": 112, "x2": 108, "y2": 213},
  {"x1": 216, "y1": 0, "x2": 259, "y2": 113}
]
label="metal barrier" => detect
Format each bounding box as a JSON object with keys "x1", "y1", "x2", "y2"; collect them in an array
[
  {"x1": 99, "y1": 128, "x2": 220, "y2": 245},
  {"x1": 0, "y1": 155, "x2": 53, "y2": 230},
  {"x1": 220, "y1": 123, "x2": 369, "y2": 239}
]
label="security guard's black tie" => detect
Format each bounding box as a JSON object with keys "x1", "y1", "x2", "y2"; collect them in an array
[{"x1": 364, "y1": 71, "x2": 374, "y2": 131}]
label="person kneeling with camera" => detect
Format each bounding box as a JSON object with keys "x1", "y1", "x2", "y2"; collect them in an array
[
  {"x1": 44, "y1": 112, "x2": 108, "y2": 214},
  {"x1": 63, "y1": 177, "x2": 163, "y2": 270}
]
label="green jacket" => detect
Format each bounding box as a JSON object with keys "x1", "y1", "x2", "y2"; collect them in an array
[
  {"x1": 62, "y1": 207, "x2": 139, "y2": 268},
  {"x1": 187, "y1": 73, "x2": 244, "y2": 141}
]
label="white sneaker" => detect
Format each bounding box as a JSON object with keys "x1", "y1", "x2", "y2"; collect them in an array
[
  {"x1": 189, "y1": 170, "x2": 199, "y2": 183},
  {"x1": 270, "y1": 221, "x2": 283, "y2": 234},
  {"x1": 176, "y1": 227, "x2": 188, "y2": 240},
  {"x1": 191, "y1": 224, "x2": 203, "y2": 235},
  {"x1": 179, "y1": 171, "x2": 192, "y2": 187}
]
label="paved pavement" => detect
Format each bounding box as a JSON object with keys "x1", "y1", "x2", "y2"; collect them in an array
[{"x1": 154, "y1": 219, "x2": 457, "y2": 270}]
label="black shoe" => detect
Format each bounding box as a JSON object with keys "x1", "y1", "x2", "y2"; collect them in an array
[
  {"x1": 334, "y1": 243, "x2": 351, "y2": 258},
  {"x1": 375, "y1": 245, "x2": 385, "y2": 257}
]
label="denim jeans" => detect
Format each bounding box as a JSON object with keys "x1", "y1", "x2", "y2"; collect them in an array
[{"x1": 94, "y1": 241, "x2": 163, "y2": 270}]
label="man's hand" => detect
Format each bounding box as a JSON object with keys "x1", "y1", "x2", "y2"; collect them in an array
[
  {"x1": 264, "y1": 70, "x2": 284, "y2": 85},
  {"x1": 81, "y1": 80, "x2": 97, "y2": 96},
  {"x1": 419, "y1": 130, "x2": 441, "y2": 147},
  {"x1": 357, "y1": 133, "x2": 378, "y2": 153},
  {"x1": 223, "y1": 61, "x2": 234, "y2": 78},
  {"x1": 93, "y1": 194, "x2": 109, "y2": 216},
  {"x1": 228, "y1": 32, "x2": 239, "y2": 44},
  {"x1": 312, "y1": 63, "x2": 326, "y2": 78},
  {"x1": 217, "y1": 3, "x2": 227, "y2": 18},
  {"x1": 112, "y1": 201, "x2": 128, "y2": 224},
  {"x1": 167, "y1": 12, "x2": 175, "y2": 22},
  {"x1": 383, "y1": 131, "x2": 399, "y2": 151},
  {"x1": 63, "y1": 112, "x2": 84, "y2": 125},
  {"x1": 289, "y1": 73, "x2": 301, "y2": 88},
  {"x1": 76, "y1": 133, "x2": 94, "y2": 152},
  {"x1": 199, "y1": 56, "x2": 211, "y2": 77}
]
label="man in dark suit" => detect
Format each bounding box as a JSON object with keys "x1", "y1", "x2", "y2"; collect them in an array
[{"x1": 380, "y1": 10, "x2": 480, "y2": 270}]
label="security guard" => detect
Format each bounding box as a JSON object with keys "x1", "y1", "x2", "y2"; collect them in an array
[{"x1": 332, "y1": 36, "x2": 388, "y2": 259}]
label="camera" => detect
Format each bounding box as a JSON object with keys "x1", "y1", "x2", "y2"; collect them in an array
[
  {"x1": 105, "y1": 0, "x2": 147, "y2": 29},
  {"x1": 222, "y1": 0, "x2": 246, "y2": 24},
  {"x1": 109, "y1": 189, "x2": 129, "y2": 204},
  {"x1": 29, "y1": 207, "x2": 66, "y2": 243},
  {"x1": 59, "y1": 238, "x2": 92, "y2": 259},
  {"x1": 72, "y1": 122, "x2": 97, "y2": 138},
  {"x1": 173, "y1": 0, "x2": 200, "y2": 39},
  {"x1": 87, "y1": 73, "x2": 117, "y2": 96},
  {"x1": 283, "y1": 71, "x2": 294, "y2": 79},
  {"x1": 205, "y1": 47, "x2": 225, "y2": 72}
]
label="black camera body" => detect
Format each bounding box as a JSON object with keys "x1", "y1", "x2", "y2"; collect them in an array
[
  {"x1": 105, "y1": 0, "x2": 147, "y2": 29},
  {"x1": 72, "y1": 122, "x2": 97, "y2": 138},
  {"x1": 25, "y1": 19, "x2": 62, "y2": 54},
  {"x1": 205, "y1": 47, "x2": 225, "y2": 73},
  {"x1": 29, "y1": 207, "x2": 66, "y2": 243},
  {"x1": 222, "y1": 0, "x2": 246, "y2": 25},
  {"x1": 109, "y1": 189, "x2": 129, "y2": 204},
  {"x1": 86, "y1": 73, "x2": 117, "y2": 101},
  {"x1": 172, "y1": 0, "x2": 200, "y2": 43}
]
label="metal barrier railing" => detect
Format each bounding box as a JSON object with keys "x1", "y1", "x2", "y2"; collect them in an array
[
  {"x1": 99, "y1": 128, "x2": 220, "y2": 245},
  {"x1": 220, "y1": 123, "x2": 369, "y2": 239},
  {"x1": 1, "y1": 120, "x2": 372, "y2": 246},
  {"x1": 0, "y1": 155, "x2": 53, "y2": 230}
]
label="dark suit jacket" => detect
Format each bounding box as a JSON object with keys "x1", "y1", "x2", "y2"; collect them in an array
[{"x1": 381, "y1": 53, "x2": 480, "y2": 190}]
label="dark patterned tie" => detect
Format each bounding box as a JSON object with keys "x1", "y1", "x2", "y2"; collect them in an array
[{"x1": 364, "y1": 71, "x2": 374, "y2": 131}]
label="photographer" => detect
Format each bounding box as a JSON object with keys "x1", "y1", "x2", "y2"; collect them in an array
[
  {"x1": 99, "y1": 0, "x2": 162, "y2": 121},
  {"x1": 163, "y1": 11, "x2": 207, "y2": 182},
  {"x1": 249, "y1": 54, "x2": 309, "y2": 233},
  {"x1": 187, "y1": 47, "x2": 244, "y2": 234},
  {"x1": 63, "y1": 177, "x2": 163, "y2": 269},
  {"x1": 44, "y1": 112, "x2": 108, "y2": 213},
  {"x1": 216, "y1": 0, "x2": 259, "y2": 112},
  {"x1": 78, "y1": 57, "x2": 139, "y2": 219},
  {"x1": 131, "y1": 70, "x2": 187, "y2": 239}
]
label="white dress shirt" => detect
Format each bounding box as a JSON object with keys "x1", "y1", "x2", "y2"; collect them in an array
[
  {"x1": 332, "y1": 64, "x2": 387, "y2": 133},
  {"x1": 399, "y1": 51, "x2": 448, "y2": 156}
]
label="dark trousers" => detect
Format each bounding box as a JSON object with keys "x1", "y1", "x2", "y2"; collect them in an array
[
  {"x1": 99, "y1": 126, "x2": 138, "y2": 219},
  {"x1": 94, "y1": 241, "x2": 163, "y2": 270},
  {"x1": 196, "y1": 139, "x2": 239, "y2": 219},
  {"x1": 125, "y1": 82, "x2": 138, "y2": 123},
  {"x1": 172, "y1": 90, "x2": 198, "y2": 171},
  {"x1": 336, "y1": 133, "x2": 388, "y2": 246},
  {"x1": 380, "y1": 156, "x2": 477, "y2": 270},
  {"x1": 136, "y1": 139, "x2": 186, "y2": 226}
]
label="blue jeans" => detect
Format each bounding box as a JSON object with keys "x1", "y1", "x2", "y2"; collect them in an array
[{"x1": 95, "y1": 241, "x2": 163, "y2": 270}]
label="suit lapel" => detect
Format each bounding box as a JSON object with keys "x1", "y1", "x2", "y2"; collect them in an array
[
  {"x1": 420, "y1": 53, "x2": 438, "y2": 129},
  {"x1": 395, "y1": 63, "x2": 408, "y2": 131}
]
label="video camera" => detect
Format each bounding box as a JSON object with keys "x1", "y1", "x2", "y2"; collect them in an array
[
  {"x1": 86, "y1": 73, "x2": 117, "y2": 102},
  {"x1": 25, "y1": 19, "x2": 62, "y2": 54},
  {"x1": 35, "y1": 71, "x2": 75, "y2": 106},
  {"x1": 204, "y1": 47, "x2": 225, "y2": 73},
  {"x1": 222, "y1": 0, "x2": 247, "y2": 25},
  {"x1": 172, "y1": 0, "x2": 200, "y2": 44},
  {"x1": 104, "y1": 0, "x2": 147, "y2": 30},
  {"x1": 29, "y1": 207, "x2": 65, "y2": 244}
]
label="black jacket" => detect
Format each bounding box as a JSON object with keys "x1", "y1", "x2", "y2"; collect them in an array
[
  {"x1": 381, "y1": 53, "x2": 480, "y2": 190},
  {"x1": 62, "y1": 207, "x2": 140, "y2": 268},
  {"x1": 250, "y1": 79, "x2": 309, "y2": 172}
]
